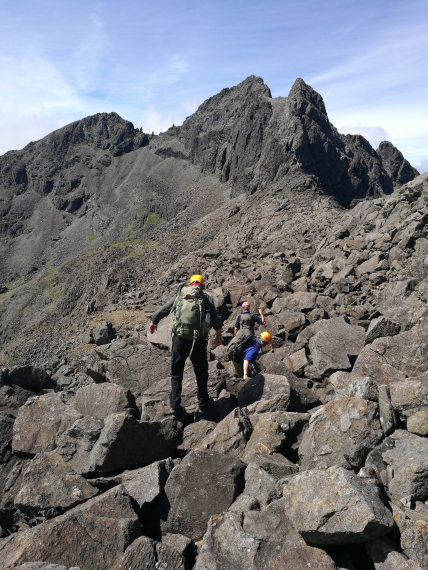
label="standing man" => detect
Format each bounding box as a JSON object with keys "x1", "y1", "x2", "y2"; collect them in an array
[
  {"x1": 149, "y1": 274, "x2": 222, "y2": 416},
  {"x1": 234, "y1": 301, "x2": 266, "y2": 335}
]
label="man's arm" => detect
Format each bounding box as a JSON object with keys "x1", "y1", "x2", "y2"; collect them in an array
[
  {"x1": 149, "y1": 297, "x2": 175, "y2": 333},
  {"x1": 204, "y1": 294, "x2": 223, "y2": 345}
]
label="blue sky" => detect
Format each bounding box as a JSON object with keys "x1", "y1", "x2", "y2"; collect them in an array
[{"x1": 1, "y1": 0, "x2": 427, "y2": 172}]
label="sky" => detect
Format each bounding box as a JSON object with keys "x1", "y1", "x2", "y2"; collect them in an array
[{"x1": 0, "y1": 0, "x2": 427, "y2": 172}]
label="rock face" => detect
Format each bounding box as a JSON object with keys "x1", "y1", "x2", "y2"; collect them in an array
[{"x1": 0, "y1": 76, "x2": 426, "y2": 569}]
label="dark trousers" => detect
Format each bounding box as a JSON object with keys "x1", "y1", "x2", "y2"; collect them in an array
[{"x1": 170, "y1": 334, "x2": 209, "y2": 410}]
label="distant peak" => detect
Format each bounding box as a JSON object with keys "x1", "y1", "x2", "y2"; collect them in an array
[{"x1": 288, "y1": 78, "x2": 327, "y2": 115}]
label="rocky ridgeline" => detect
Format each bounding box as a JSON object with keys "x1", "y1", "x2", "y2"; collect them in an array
[
  {"x1": 0, "y1": 173, "x2": 427, "y2": 569},
  {"x1": 0, "y1": 76, "x2": 427, "y2": 569}
]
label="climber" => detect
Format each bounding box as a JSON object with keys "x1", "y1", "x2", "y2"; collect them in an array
[
  {"x1": 148, "y1": 274, "x2": 222, "y2": 418},
  {"x1": 234, "y1": 300, "x2": 266, "y2": 335},
  {"x1": 233, "y1": 331, "x2": 273, "y2": 379}
]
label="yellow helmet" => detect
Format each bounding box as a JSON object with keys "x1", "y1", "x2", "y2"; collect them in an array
[
  {"x1": 189, "y1": 274, "x2": 204, "y2": 285},
  {"x1": 260, "y1": 331, "x2": 272, "y2": 344}
]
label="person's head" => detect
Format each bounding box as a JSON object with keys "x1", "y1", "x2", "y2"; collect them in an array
[
  {"x1": 241, "y1": 301, "x2": 250, "y2": 312},
  {"x1": 259, "y1": 331, "x2": 272, "y2": 346},
  {"x1": 189, "y1": 274, "x2": 205, "y2": 288}
]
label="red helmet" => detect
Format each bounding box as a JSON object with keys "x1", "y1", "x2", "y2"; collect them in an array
[{"x1": 242, "y1": 301, "x2": 250, "y2": 308}]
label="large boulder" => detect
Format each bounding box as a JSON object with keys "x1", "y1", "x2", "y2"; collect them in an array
[
  {"x1": 194, "y1": 498, "x2": 337, "y2": 569},
  {"x1": 308, "y1": 317, "x2": 366, "y2": 375},
  {"x1": 14, "y1": 451, "x2": 99, "y2": 525},
  {"x1": 353, "y1": 318, "x2": 428, "y2": 383},
  {"x1": 198, "y1": 408, "x2": 252, "y2": 456},
  {"x1": 120, "y1": 535, "x2": 186, "y2": 570},
  {"x1": 161, "y1": 450, "x2": 245, "y2": 540},
  {"x1": 379, "y1": 430, "x2": 428, "y2": 504},
  {"x1": 282, "y1": 466, "x2": 395, "y2": 544},
  {"x1": 12, "y1": 393, "x2": 81, "y2": 457},
  {"x1": 72, "y1": 383, "x2": 138, "y2": 419},
  {"x1": 299, "y1": 397, "x2": 383, "y2": 470},
  {"x1": 243, "y1": 453, "x2": 298, "y2": 506},
  {"x1": 56, "y1": 412, "x2": 179, "y2": 475},
  {"x1": 238, "y1": 374, "x2": 290, "y2": 411},
  {"x1": 0, "y1": 485, "x2": 141, "y2": 570}
]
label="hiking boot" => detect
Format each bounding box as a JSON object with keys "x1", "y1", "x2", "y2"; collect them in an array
[{"x1": 172, "y1": 405, "x2": 190, "y2": 424}]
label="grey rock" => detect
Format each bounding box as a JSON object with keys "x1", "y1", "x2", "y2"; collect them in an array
[
  {"x1": 90, "y1": 320, "x2": 116, "y2": 345},
  {"x1": 244, "y1": 453, "x2": 298, "y2": 506},
  {"x1": 0, "y1": 485, "x2": 141, "y2": 570},
  {"x1": 381, "y1": 430, "x2": 428, "y2": 503},
  {"x1": 56, "y1": 412, "x2": 179, "y2": 475},
  {"x1": 377, "y1": 140, "x2": 420, "y2": 187},
  {"x1": 14, "y1": 451, "x2": 99, "y2": 525},
  {"x1": 194, "y1": 499, "x2": 337, "y2": 569},
  {"x1": 282, "y1": 466, "x2": 394, "y2": 544},
  {"x1": 365, "y1": 317, "x2": 401, "y2": 344},
  {"x1": 365, "y1": 536, "x2": 423, "y2": 570},
  {"x1": 178, "y1": 419, "x2": 216, "y2": 454},
  {"x1": 399, "y1": 517, "x2": 428, "y2": 570},
  {"x1": 120, "y1": 535, "x2": 186, "y2": 570},
  {"x1": 161, "y1": 449, "x2": 245, "y2": 540},
  {"x1": 407, "y1": 409, "x2": 428, "y2": 436},
  {"x1": 198, "y1": 407, "x2": 252, "y2": 456},
  {"x1": 388, "y1": 380, "x2": 428, "y2": 421},
  {"x1": 117, "y1": 458, "x2": 174, "y2": 513},
  {"x1": 5, "y1": 366, "x2": 55, "y2": 391},
  {"x1": 72, "y1": 382, "x2": 138, "y2": 419},
  {"x1": 12, "y1": 392, "x2": 81, "y2": 457},
  {"x1": 327, "y1": 371, "x2": 379, "y2": 401},
  {"x1": 299, "y1": 397, "x2": 383, "y2": 470},
  {"x1": 308, "y1": 317, "x2": 366, "y2": 375},
  {"x1": 238, "y1": 373, "x2": 290, "y2": 411}
]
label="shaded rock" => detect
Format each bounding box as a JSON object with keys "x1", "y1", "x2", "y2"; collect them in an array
[
  {"x1": 282, "y1": 466, "x2": 394, "y2": 544},
  {"x1": 365, "y1": 317, "x2": 401, "y2": 344},
  {"x1": 198, "y1": 407, "x2": 252, "y2": 456},
  {"x1": 0, "y1": 384, "x2": 35, "y2": 415},
  {"x1": 244, "y1": 453, "x2": 298, "y2": 506},
  {"x1": 284, "y1": 347, "x2": 308, "y2": 373},
  {"x1": 0, "y1": 485, "x2": 141, "y2": 570},
  {"x1": 365, "y1": 536, "x2": 422, "y2": 570},
  {"x1": 388, "y1": 380, "x2": 428, "y2": 421},
  {"x1": 238, "y1": 373, "x2": 290, "y2": 411},
  {"x1": 14, "y1": 451, "x2": 99, "y2": 525},
  {"x1": 90, "y1": 320, "x2": 116, "y2": 345},
  {"x1": 72, "y1": 382, "x2": 138, "y2": 419},
  {"x1": 5, "y1": 366, "x2": 55, "y2": 391},
  {"x1": 377, "y1": 140, "x2": 420, "y2": 186},
  {"x1": 299, "y1": 397, "x2": 383, "y2": 470},
  {"x1": 380, "y1": 430, "x2": 428, "y2": 503},
  {"x1": 242, "y1": 412, "x2": 297, "y2": 462},
  {"x1": 378, "y1": 384, "x2": 397, "y2": 435},
  {"x1": 56, "y1": 412, "x2": 179, "y2": 475},
  {"x1": 327, "y1": 371, "x2": 379, "y2": 401},
  {"x1": 194, "y1": 498, "x2": 337, "y2": 569},
  {"x1": 117, "y1": 458, "x2": 174, "y2": 513},
  {"x1": 399, "y1": 517, "x2": 428, "y2": 570},
  {"x1": 272, "y1": 291, "x2": 318, "y2": 313},
  {"x1": 178, "y1": 420, "x2": 216, "y2": 455},
  {"x1": 12, "y1": 393, "x2": 81, "y2": 457},
  {"x1": 354, "y1": 319, "x2": 428, "y2": 383},
  {"x1": 308, "y1": 317, "x2": 366, "y2": 375},
  {"x1": 120, "y1": 535, "x2": 186, "y2": 570},
  {"x1": 161, "y1": 449, "x2": 245, "y2": 540}
]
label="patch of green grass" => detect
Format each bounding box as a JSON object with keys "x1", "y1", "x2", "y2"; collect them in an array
[{"x1": 88, "y1": 233, "x2": 97, "y2": 241}]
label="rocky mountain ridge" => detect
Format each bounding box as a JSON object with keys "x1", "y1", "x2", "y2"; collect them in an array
[{"x1": 0, "y1": 76, "x2": 426, "y2": 569}]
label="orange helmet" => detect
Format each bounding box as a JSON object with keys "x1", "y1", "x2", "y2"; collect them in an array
[
  {"x1": 189, "y1": 274, "x2": 204, "y2": 285},
  {"x1": 260, "y1": 331, "x2": 272, "y2": 344}
]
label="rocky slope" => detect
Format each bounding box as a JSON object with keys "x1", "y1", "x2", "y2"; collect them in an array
[{"x1": 0, "y1": 76, "x2": 427, "y2": 569}]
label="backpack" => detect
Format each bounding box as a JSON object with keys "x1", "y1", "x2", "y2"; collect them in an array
[
  {"x1": 239, "y1": 312, "x2": 255, "y2": 333},
  {"x1": 226, "y1": 329, "x2": 255, "y2": 361},
  {"x1": 173, "y1": 285, "x2": 209, "y2": 340}
]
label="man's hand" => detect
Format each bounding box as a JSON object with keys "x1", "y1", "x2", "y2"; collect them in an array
[{"x1": 149, "y1": 321, "x2": 157, "y2": 334}]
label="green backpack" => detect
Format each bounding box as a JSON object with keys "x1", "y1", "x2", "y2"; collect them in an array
[{"x1": 173, "y1": 285, "x2": 209, "y2": 340}]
